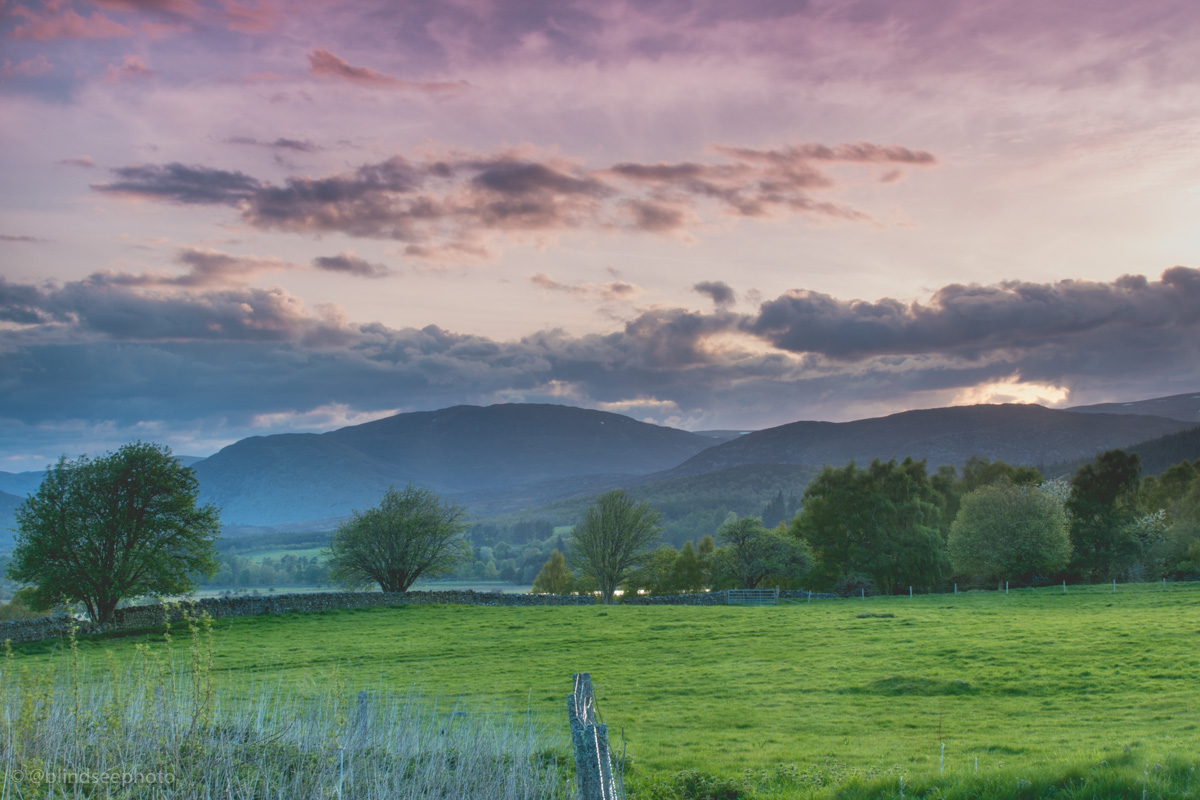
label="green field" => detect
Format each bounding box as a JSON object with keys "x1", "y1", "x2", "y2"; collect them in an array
[{"x1": 11, "y1": 583, "x2": 1200, "y2": 797}]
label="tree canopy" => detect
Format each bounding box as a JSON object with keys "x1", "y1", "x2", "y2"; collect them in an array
[
  {"x1": 531, "y1": 549, "x2": 573, "y2": 594},
  {"x1": 568, "y1": 489, "x2": 660, "y2": 604},
  {"x1": 791, "y1": 458, "x2": 947, "y2": 593},
  {"x1": 325, "y1": 484, "x2": 470, "y2": 593},
  {"x1": 1067, "y1": 449, "x2": 1142, "y2": 580},
  {"x1": 949, "y1": 481, "x2": 1071, "y2": 582},
  {"x1": 7, "y1": 442, "x2": 220, "y2": 623},
  {"x1": 715, "y1": 516, "x2": 811, "y2": 589}
]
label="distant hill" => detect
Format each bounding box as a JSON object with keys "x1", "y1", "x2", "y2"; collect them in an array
[
  {"x1": 493, "y1": 463, "x2": 819, "y2": 546},
  {"x1": 0, "y1": 471, "x2": 46, "y2": 498},
  {"x1": 653, "y1": 404, "x2": 1194, "y2": 480},
  {"x1": 194, "y1": 403, "x2": 722, "y2": 527},
  {"x1": 0, "y1": 490, "x2": 24, "y2": 552},
  {"x1": 1068, "y1": 391, "x2": 1200, "y2": 424},
  {"x1": 1045, "y1": 425, "x2": 1200, "y2": 479}
]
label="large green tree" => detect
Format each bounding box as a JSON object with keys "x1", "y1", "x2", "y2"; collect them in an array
[
  {"x1": 1067, "y1": 449, "x2": 1142, "y2": 580},
  {"x1": 716, "y1": 516, "x2": 812, "y2": 589},
  {"x1": 949, "y1": 482, "x2": 1071, "y2": 582},
  {"x1": 7, "y1": 442, "x2": 220, "y2": 624},
  {"x1": 790, "y1": 457, "x2": 948, "y2": 593},
  {"x1": 568, "y1": 489, "x2": 661, "y2": 604},
  {"x1": 326, "y1": 484, "x2": 470, "y2": 592}
]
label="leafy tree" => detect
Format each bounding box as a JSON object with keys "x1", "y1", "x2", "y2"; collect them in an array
[
  {"x1": 6, "y1": 442, "x2": 220, "y2": 623},
  {"x1": 949, "y1": 482, "x2": 1071, "y2": 582},
  {"x1": 668, "y1": 541, "x2": 705, "y2": 593},
  {"x1": 1067, "y1": 450, "x2": 1142, "y2": 580},
  {"x1": 791, "y1": 458, "x2": 947, "y2": 593},
  {"x1": 568, "y1": 489, "x2": 661, "y2": 604},
  {"x1": 325, "y1": 484, "x2": 470, "y2": 592},
  {"x1": 934, "y1": 458, "x2": 1042, "y2": 536},
  {"x1": 625, "y1": 544, "x2": 680, "y2": 595},
  {"x1": 716, "y1": 517, "x2": 812, "y2": 588},
  {"x1": 531, "y1": 549, "x2": 573, "y2": 594}
]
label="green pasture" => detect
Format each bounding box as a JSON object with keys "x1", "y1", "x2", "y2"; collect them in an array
[{"x1": 11, "y1": 583, "x2": 1200, "y2": 797}]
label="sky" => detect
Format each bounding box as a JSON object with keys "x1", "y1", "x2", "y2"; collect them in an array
[{"x1": 2, "y1": 0, "x2": 1200, "y2": 471}]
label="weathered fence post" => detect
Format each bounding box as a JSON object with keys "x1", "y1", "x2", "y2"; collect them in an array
[{"x1": 568, "y1": 673, "x2": 620, "y2": 800}]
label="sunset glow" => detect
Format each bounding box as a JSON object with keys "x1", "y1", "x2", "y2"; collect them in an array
[{"x1": 2, "y1": 0, "x2": 1199, "y2": 468}]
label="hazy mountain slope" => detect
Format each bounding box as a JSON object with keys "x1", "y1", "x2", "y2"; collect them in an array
[
  {"x1": 0, "y1": 490, "x2": 24, "y2": 551},
  {"x1": 1045, "y1": 425, "x2": 1200, "y2": 479},
  {"x1": 491, "y1": 463, "x2": 819, "y2": 546},
  {"x1": 656, "y1": 404, "x2": 1194, "y2": 479},
  {"x1": 1068, "y1": 391, "x2": 1200, "y2": 423},
  {"x1": 194, "y1": 403, "x2": 721, "y2": 527},
  {"x1": 193, "y1": 434, "x2": 401, "y2": 527},
  {"x1": 327, "y1": 404, "x2": 714, "y2": 488},
  {"x1": 0, "y1": 471, "x2": 47, "y2": 498}
]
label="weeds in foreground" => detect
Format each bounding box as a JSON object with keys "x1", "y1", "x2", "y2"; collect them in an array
[{"x1": 1, "y1": 616, "x2": 571, "y2": 800}]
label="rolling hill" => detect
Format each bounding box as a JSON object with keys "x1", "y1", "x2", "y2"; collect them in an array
[
  {"x1": 652, "y1": 403, "x2": 1195, "y2": 481},
  {"x1": 193, "y1": 403, "x2": 723, "y2": 527},
  {"x1": 1067, "y1": 391, "x2": 1200, "y2": 424}
]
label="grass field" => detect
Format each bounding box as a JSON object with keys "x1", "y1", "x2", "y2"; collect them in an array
[{"x1": 10, "y1": 583, "x2": 1200, "y2": 798}]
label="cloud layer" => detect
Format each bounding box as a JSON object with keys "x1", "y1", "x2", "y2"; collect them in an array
[
  {"x1": 92, "y1": 141, "x2": 934, "y2": 261},
  {"x1": 3, "y1": 267, "x2": 1198, "y2": 463}
]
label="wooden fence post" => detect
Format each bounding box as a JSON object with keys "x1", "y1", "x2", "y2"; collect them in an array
[{"x1": 568, "y1": 673, "x2": 620, "y2": 800}]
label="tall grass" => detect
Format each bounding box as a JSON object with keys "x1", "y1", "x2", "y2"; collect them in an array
[{"x1": 0, "y1": 610, "x2": 571, "y2": 799}]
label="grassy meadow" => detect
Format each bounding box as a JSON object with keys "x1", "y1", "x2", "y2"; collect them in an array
[{"x1": 8, "y1": 583, "x2": 1200, "y2": 798}]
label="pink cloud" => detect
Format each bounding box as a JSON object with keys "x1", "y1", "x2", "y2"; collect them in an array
[
  {"x1": 307, "y1": 48, "x2": 468, "y2": 93},
  {"x1": 102, "y1": 54, "x2": 153, "y2": 82},
  {"x1": 529, "y1": 273, "x2": 638, "y2": 301},
  {"x1": 219, "y1": 0, "x2": 277, "y2": 33},
  {"x1": 10, "y1": 6, "x2": 132, "y2": 40},
  {"x1": 0, "y1": 53, "x2": 52, "y2": 77}
]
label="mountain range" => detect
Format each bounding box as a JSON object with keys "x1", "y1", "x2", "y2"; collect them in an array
[{"x1": 2, "y1": 393, "x2": 1199, "y2": 547}]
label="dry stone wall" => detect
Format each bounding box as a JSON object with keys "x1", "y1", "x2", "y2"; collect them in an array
[
  {"x1": 1, "y1": 587, "x2": 838, "y2": 645},
  {"x1": 0, "y1": 589, "x2": 593, "y2": 645}
]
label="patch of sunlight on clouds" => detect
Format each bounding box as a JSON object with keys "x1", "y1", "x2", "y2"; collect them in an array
[
  {"x1": 952, "y1": 378, "x2": 1069, "y2": 408},
  {"x1": 249, "y1": 403, "x2": 402, "y2": 432}
]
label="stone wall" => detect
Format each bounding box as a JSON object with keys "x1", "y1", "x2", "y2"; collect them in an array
[
  {"x1": 0, "y1": 589, "x2": 594, "y2": 645},
  {"x1": 1, "y1": 587, "x2": 838, "y2": 645}
]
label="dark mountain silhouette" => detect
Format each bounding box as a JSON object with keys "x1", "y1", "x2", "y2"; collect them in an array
[
  {"x1": 194, "y1": 403, "x2": 720, "y2": 527},
  {"x1": 652, "y1": 404, "x2": 1194, "y2": 481},
  {"x1": 1045, "y1": 424, "x2": 1200, "y2": 479},
  {"x1": 1067, "y1": 391, "x2": 1200, "y2": 424}
]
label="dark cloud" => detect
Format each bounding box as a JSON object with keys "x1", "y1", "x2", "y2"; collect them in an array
[
  {"x1": 227, "y1": 136, "x2": 321, "y2": 153},
  {"x1": 312, "y1": 253, "x2": 391, "y2": 279},
  {"x1": 94, "y1": 141, "x2": 931, "y2": 260},
  {"x1": 1, "y1": 234, "x2": 44, "y2": 242},
  {"x1": 694, "y1": 280, "x2": 736, "y2": 308},
  {"x1": 749, "y1": 267, "x2": 1200, "y2": 360},
  {"x1": 93, "y1": 163, "x2": 261, "y2": 204},
  {"x1": 3, "y1": 268, "x2": 1200, "y2": 460}
]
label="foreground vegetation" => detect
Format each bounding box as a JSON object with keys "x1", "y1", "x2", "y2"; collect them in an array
[
  {"x1": 1, "y1": 615, "x2": 570, "y2": 799},
  {"x1": 8, "y1": 583, "x2": 1200, "y2": 798}
]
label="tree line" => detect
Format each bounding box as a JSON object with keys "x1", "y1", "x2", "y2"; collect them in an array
[
  {"x1": 532, "y1": 450, "x2": 1200, "y2": 601},
  {"x1": 5, "y1": 441, "x2": 1200, "y2": 621}
]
